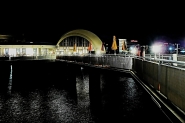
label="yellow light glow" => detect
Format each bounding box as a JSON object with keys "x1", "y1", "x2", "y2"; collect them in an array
[{"x1": 96, "y1": 50, "x2": 100, "y2": 55}]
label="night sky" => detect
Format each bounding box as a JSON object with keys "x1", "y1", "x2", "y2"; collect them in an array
[{"x1": 1, "y1": 2, "x2": 185, "y2": 46}]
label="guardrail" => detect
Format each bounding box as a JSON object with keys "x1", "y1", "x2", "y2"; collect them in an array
[
  {"x1": 0, "y1": 55, "x2": 56, "y2": 60},
  {"x1": 56, "y1": 54, "x2": 133, "y2": 69},
  {"x1": 145, "y1": 54, "x2": 173, "y2": 60},
  {"x1": 57, "y1": 53, "x2": 185, "y2": 69},
  {"x1": 139, "y1": 54, "x2": 185, "y2": 68}
]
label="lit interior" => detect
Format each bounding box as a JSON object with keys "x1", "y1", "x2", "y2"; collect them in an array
[
  {"x1": 26, "y1": 48, "x2": 33, "y2": 56},
  {"x1": 9, "y1": 49, "x2": 16, "y2": 56}
]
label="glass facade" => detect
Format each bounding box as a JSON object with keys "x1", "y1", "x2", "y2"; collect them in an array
[
  {"x1": 57, "y1": 36, "x2": 91, "y2": 55},
  {"x1": 59, "y1": 36, "x2": 89, "y2": 47},
  {"x1": 0, "y1": 48, "x2": 53, "y2": 57},
  {"x1": 33, "y1": 48, "x2": 37, "y2": 56}
]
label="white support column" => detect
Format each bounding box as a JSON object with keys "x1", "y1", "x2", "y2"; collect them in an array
[
  {"x1": 38, "y1": 48, "x2": 42, "y2": 56},
  {"x1": 0, "y1": 48, "x2": 4, "y2": 56},
  {"x1": 173, "y1": 54, "x2": 177, "y2": 66}
]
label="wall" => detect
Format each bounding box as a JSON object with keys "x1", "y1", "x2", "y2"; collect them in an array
[{"x1": 132, "y1": 58, "x2": 185, "y2": 112}]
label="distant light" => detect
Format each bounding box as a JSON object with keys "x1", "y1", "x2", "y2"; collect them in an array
[
  {"x1": 96, "y1": 51, "x2": 100, "y2": 55},
  {"x1": 130, "y1": 47, "x2": 133, "y2": 50},
  {"x1": 152, "y1": 45, "x2": 162, "y2": 53},
  {"x1": 30, "y1": 42, "x2": 33, "y2": 43},
  {"x1": 131, "y1": 48, "x2": 137, "y2": 54},
  {"x1": 131, "y1": 40, "x2": 138, "y2": 42},
  {"x1": 169, "y1": 47, "x2": 172, "y2": 50}
]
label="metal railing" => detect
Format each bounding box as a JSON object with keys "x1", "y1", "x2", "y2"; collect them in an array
[
  {"x1": 57, "y1": 53, "x2": 185, "y2": 69},
  {"x1": 135, "y1": 55, "x2": 185, "y2": 69},
  {"x1": 145, "y1": 54, "x2": 173, "y2": 60},
  {"x1": 0, "y1": 54, "x2": 56, "y2": 60},
  {"x1": 56, "y1": 54, "x2": 133, "y2": 69}
]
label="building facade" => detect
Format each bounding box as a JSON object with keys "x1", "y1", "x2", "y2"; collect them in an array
[{"x1": 0, "y1": 34, "x2": 56, "y2": 59}]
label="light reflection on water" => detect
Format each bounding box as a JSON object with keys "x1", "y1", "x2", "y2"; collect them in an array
[
  {"x1": 0, "y1": 66, "x2": 171, "y2": 123},
  {"x1": 0, "y1": 68, "x2": 93, "y2": 123},
  {"x1": 0, "y1": 87, "x2": 91, "y2": 123},
  {"x1": 76, "y1": 70, "x2": 92, "y2": 122},
  {"x1": 46, "y1": 88, "x2": 76, "y2": 122},
  {"x1": 121, "y1": 77, "x2": 143, "y2": 108}
]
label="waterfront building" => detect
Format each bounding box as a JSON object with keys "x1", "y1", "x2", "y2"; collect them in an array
[
  {"x1": 0, "y1": 34, "x2": 56, "y2": 59},
  {"x1": 0, "y1": 34, "x2": 93, "y2": 58}
]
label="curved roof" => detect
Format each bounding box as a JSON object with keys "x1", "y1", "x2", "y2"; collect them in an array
[{"x1": 56, "y1": 29, "x2": 105, "y2": 54}]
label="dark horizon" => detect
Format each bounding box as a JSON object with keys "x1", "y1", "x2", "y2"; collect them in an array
[
  {"x1": 1, "y1": 2, "x2": 185, "y2": 46},
  {"x1": 1, "y1": 28, "x2": 185, "y2": 47}
]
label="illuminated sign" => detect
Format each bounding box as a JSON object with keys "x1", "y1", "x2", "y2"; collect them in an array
[
  {"x1": 131, "y1": 40, "x2": 138, "y2": 42},
  {"x1": 118, "y1": 39, "x2": 127, "y2": 53}
]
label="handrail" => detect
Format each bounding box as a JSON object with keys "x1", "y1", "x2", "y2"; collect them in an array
[{"x1": 57, "y1": 54, "x2": 185, "y2": 69}]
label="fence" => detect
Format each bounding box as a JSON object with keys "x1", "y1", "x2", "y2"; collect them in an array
[
  {"x1": 0, "y1": 55, "x2": 56, "y2": 61},
  {"x1": 56, "y1": 54, "x2": 133, "y2": 69}
]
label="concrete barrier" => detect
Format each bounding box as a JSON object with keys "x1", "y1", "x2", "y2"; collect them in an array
[
  {"x1": 132, "y1": 58, "x2": 185, "y2": 113},
  {"x1": 167, "y1": 67, "x2": 185, "y2": 112}
]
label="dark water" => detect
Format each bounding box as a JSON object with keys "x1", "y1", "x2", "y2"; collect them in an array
[{"x1": 0, "y1": 63, "x2": 172, "y2": 123}]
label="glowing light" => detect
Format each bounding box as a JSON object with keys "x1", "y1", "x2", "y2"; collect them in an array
[
  {"x1": 130, "y1": 47, "x2": 137, "y2": 54},
  {"x1": 96, "y1": 50, "x2": 100, "y2": 55},
  {"x1": 26, "y1": 48, "x2": 33, "y2": 56},
  {"x1": 152, "y1": 45, "x2": 162, "y2": 53},
  {"x1": 9, "y1": 48, "x2": 16, "y2": 56}
]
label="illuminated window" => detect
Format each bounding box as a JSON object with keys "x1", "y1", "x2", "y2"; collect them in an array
[
  {"x1": 26, "y1": 48, "x2": 33, "y2": 56},
  {"x1": 9, "y1": 49, "x2": 16, "y2": 56}
]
